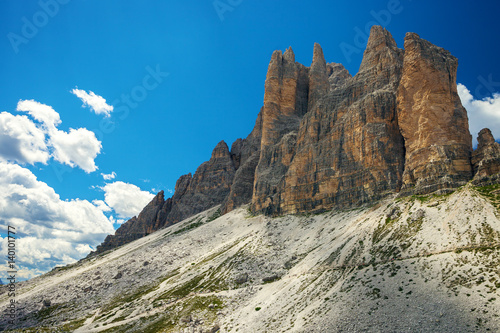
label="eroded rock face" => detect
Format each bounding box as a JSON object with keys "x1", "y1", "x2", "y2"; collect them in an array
[
  {"x1": 222, "y1": 110, "x2": 263, "y2": 214},
  {"x1": 252, "y1": 46, "x2": 311, "y2": 213},
  {"x1": 274, "y1": 26, "x2": 405, "y2": 214},
  {"x1": 396, "y1": 32, "x2": 473, "y2": 194},
  {"x1": 93, "y1": 141, "x2": 236, "y2": 255},
  {"x1": 167, "y1": 140, "x2": 236, "y2": 222},
  {"x1": 94, "y1": 191, "x2": 167, "y2": 253},
  {"x1": 472, "y1": 128, "x2": 500, "y2": 181}
]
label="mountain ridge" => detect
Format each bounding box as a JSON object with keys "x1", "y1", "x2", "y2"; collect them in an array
[{"x1": 91, "y1": 26, "x2": 500, "y2": 260}]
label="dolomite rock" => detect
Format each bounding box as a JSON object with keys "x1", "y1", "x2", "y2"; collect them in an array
[
  {"x1": 252, "y1": 46, "x2": 311, "y2": 213},
  {"x1": 326, "y1": 62, "x2": 351, "y2": 90},
  {"x1": 222, "y1": 110, "x2": 263, "y2": 214},
  {"x1": 255, "y1": 26, "x2": 406, "y2": 215},
  {"x1": 167, "y1": 140, "x2": 236, "y2": 223},
  {"x1": 396, "y1": 32, "x2": 473, "y2": 195},
  {"x1": 93, "y1": 141, "x2": 236, "y2": 255},
  {"x1": 94, "y1": 191, "x2": 167, "y2": 253},
  {"x1": 472, "y1": 128, "x2": 500, "y2": 181},
  {"x1": 308, "y1": 43, "x2": 329, "y2": 110}
]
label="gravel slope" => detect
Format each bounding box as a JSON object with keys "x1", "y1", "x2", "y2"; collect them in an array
[{"x1": 1, "y1": 184, "x2": 500, "y2": 332}]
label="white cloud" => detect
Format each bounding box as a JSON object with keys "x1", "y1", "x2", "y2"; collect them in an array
[
  {"x1": 0, "y1": 100, "x2": 102, "y2": 172},
  {"x1": 458, "y1": 83, "x2": 500, "y2": 146},
  {"x1": 71, "y1": 88, "x2": 114, "y2": 117},
  {"x1": 109, "y1": 215, "x2": 126, "y2": 225},
  {"x1": 50, "y1": 128, "x2": 102, "y2": 173},
  {"x1": 92, "y1": 199, "x2": 112, "y2": 213},
  {"x1": 0, "y1": 112, "x2": 49, "y2": 164},
  {"x1": 17, "y1": 99, "x2": 61, "y2": 130},
  {"x1": 101, "y1": 181, "x2": 154, "y2": 219},
  {"x1": 102, "y1": 171, "x2": 116, "y2": 180},
  {"x1": 0, "y1": 162, "x2": 115, "y2": 278}
]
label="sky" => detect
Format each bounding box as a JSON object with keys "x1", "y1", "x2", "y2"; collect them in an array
[{"x1": 0, "y1": 0, "x2": 499, "y2": 280}]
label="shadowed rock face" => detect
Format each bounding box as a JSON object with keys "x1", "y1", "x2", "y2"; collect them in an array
[
  {"x1": 93, "y1": 141, "x2": 236, "y2": 255},
  {"x1": 252, "y1": 46, "x2": 311, "y2": 213},
  {"x1": 94, "y1": 191, "x2": 167, "y2": 253},
  {"x1": 93, "y1": 26, "x2": 500, "y2": 255},
  {"x1": 221, "y1": 109, "x2": 263, "y2": 214}
]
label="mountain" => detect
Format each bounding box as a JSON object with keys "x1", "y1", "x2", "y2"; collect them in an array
[
  {"x1": 91, "y1": 26, "x2": 499, "y2": 256},
  {"x1": 2, "y1": 26, "x2": 500, "y2": 332}
]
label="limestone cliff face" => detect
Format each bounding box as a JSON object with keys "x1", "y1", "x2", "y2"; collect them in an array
[
  {"x1": 274, "y1": 26, "x2": 405, "y2": 214},
  {"x1": 252, "y1": 47, "x2": 311, "y2": 213},
  {"x1": 396, "y1": 32, "x2": 473, "y2": 195},
  {"x1": 167, "y1": 140, "x2": 235, "y2": 223},
  {"x1": 93, "y1": 26, "x2": 500, "y2": 255}
]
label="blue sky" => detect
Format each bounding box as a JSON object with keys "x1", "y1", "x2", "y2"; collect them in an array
[{"x1": 0, "y1": 0, "x2": 499, "y2": 279}]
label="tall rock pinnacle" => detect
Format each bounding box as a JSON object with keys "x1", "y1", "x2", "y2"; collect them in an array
[
  {"x1": 397, "y1": 32, "x2": 473, "y2": 194},
  {"x1": 308, "y1": 43, "x2": 329, "y2": 110}
]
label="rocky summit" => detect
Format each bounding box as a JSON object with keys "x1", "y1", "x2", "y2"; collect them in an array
[
  {"x1": 3, "y1": 26, "x2": 499, "y2": 333},
  {"x1": 91, "y1": 26, "x2": 500, "y2": 256}
]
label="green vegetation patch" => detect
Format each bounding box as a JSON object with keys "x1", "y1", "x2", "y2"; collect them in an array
[
  {"x1": 100, "y1": 296, "x2": 223, "y2": 333},
  {"x1": 207, "y1": 208, "x2": 222, "y2": 222},
  {"x1": 372, "y1": 216, "x2": 398, "y2": 244},
  {"x1": 475, "y1": 184, "x2": 500, "y2": 212},
  {"x1": 172, "y1": 217, "x2": 204, "y2": 235},
  {"x1": 35, "y1": 303, "x2": 65, "y2": 321}
]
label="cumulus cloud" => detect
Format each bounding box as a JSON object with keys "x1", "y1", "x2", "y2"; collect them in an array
[
  {"x1": 0, "y1": 100, "x2": 102, "y2": 172},
  {"x1": 71, "y1": 88, "x2": 114, "y2": 117},
  {"x1": 17, "y1": 99, "x2": 61, "y2": 130},
  {"x1": 0, "y1": 112, "x2": 49, "y2": 164},
  {"x1": 101, "y1": 171, "x2": 116, "y2": 180},
  {"x1": 458, "y1": 83, "x2": 500, "y2": 146},
  {"x1": 50, "y1": 128, "x2": 102, "y2": 173},
  {"x1": 101, "y1": 181, "x2": 154, "y2": 219},
  {"x1": 92, "y1": 199, "x2": 112, "y2": 213},
  {"x1": 0, "y1": 162, "x2": 115, "y2": 278}
]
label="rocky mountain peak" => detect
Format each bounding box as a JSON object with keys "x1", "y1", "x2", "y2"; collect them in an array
[
  {"x1": 211, "y1": 140, "x2": 230, "y2": 160},
  {"x1": 477, "y1": 128, "x2": 496, "y2": 149},
  {"x1": 308, "y1": 42, "x2": 329, "y2": 110},
  {"x1": 472, "y1": 128, "x2": 500, "y2": 181},
  {"x1": 311, "y1": 43, "x2": 326, "y2": 68},
  {"x1": 283, "y1": 46, "x2": 295, "y2": 62},
  {"x1": 358, "y1": 25, "x2": 402, "y2": 74},
  {"x1": 397, "y1": 28, "x2": 472, "y2": 194}
]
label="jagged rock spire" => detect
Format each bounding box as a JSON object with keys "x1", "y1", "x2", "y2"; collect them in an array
[{"x1": 308, "y1": 42, "x2": 329, "y2": 110}]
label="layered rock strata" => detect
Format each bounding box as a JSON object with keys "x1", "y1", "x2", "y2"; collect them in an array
[{"x1": 277, "y1": 26, "x2": 405, "y2": 214}]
